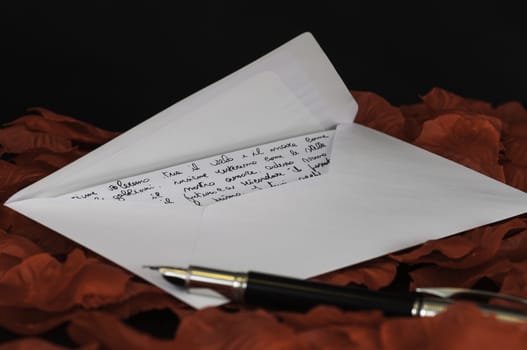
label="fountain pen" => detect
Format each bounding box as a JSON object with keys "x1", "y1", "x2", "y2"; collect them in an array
[{"x1": 145, "y1": 265, "x2": 527, "y2": 323}]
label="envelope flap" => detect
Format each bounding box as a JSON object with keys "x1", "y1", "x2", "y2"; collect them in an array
[{"x1": 6, "y1": 33, "x2": 357, "y2": 203}]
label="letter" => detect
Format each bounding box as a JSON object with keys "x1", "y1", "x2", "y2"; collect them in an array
[
  {"x1": 162, "y1": 170, "x2": 183, "y2": 178},
  {"x1": 210, "y1": 154, "x2": 234, "y2": 166},
  {"x1": 305, "y1": 142, "x2": 326, "y2": 153},
  {"x1": 305, "y1": 134, "x2": 328, "y2": 143},
  {"x1": 225, "y1": 170, "x2": 258, "y2": 183},
  {"x1": 264, "y1": 155, "x2": 283, "y2": 162}
]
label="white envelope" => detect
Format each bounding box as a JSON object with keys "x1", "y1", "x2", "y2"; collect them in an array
[{"x1": 5, "y1": 33, "x2": 527, "y2": 308}]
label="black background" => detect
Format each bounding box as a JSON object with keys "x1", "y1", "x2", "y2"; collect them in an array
[{"x1": 1, "y1": 2, "x2": 527, "y2": 131}]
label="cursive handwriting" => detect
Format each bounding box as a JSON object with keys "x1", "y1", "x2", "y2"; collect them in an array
[
  {"x1": 240, "y1": 172, "x2": 285, "y2": 186},
  {"x1": 66, "y1": 130, "x2": 334, "y2": 207},
  {"x1": 112, "y1": 185, "x2": 155, "y2": 201},
  {"x1": 71, "y1": 191, "x2": 101, "y2": 200},
  {"x1": 183, "y1": 181, "x2": 216, "y2": 193},
  {"x1": 225, "y1": 170, "x2": 258, "y2": 183},
  {"x1": 264, "y1": 160, "x2": 294, "y2": 170},
  {"x1": 173, "y1": 172, "x2": 208, "y2": 185},
  {"x1": 162, "y1": 170, "x2": 183, "y2": 178},
  {"x1": 108, "y1": 178, "x2": 150, "y2": 191},
  {"x1": 214, "y1": 160, "x2": 257, "y2": 174},
  {"x1": 210, "y1": 154, "x2": 234, "y2": 166},
  {"x1": 304, "y1": 142, "x2": 326, "y2": 153},
  {"x1": 212, "y1": 192, "x2": 241, "y2": 202},
  {"x1": 302, "y1": 152, "x2": 327, "y2": 163},
  {"x1": 305, "y1": 134, "x2": 328, "y2": 143},
  {"x1": 269, "y1": 142, "x2": 297, "y2": 152}
]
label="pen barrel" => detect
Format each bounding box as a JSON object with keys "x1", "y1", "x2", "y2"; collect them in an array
[{"x1": 244, "y1": 272, "x2": 415, "y2": 315}]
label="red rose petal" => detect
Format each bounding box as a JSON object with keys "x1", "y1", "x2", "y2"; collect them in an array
[
  {"x1": 313, "y1": 258, "x2": 398, "y2": 290},
  {"x1": 352, "y1": 90, "x2": 406, "y2": 139},
  {"x1": 174, "y1": 308, "x2": 293, "y2": 349},
  {"x1": 381, "y1": 303, "x2": 527, "y2": 350},
  {"x1": 393, "y1": 219, "x2": 526, "y2": 269},
  {"x1": 414, "y1": 112, "x2": 505, "y2": 181}
]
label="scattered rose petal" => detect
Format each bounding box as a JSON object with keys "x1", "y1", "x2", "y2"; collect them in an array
[
  {"x1": 174, "y1": 308, "x2": 293, "y2": 350},
  {"x1": 414, "y1": 112, "x2": 505, "y2": 181},
  {"x1": 393, "y1": 218, "x2": 526, "y2": 269},
  {"x1": 381, "y1": 303, "x2": 527, "y2": 350},
  {"x1": 313, "y1": 258, "x2": 398, "y2": 290},
  {"x1": 351, "y1": 91, "x2": 406, "y2": 139}
]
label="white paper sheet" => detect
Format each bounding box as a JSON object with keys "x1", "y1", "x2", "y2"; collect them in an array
[
  {"x1": 5, "y1": 33, "x2": 527, "y2": 309},
  {"x1": 64, "y1": 130, "x2": 334, "y2": 207}
]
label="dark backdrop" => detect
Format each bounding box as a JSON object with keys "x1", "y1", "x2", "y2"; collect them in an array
[{"x1": 1, "y1": 2, "x2": 527, "y2": 131}]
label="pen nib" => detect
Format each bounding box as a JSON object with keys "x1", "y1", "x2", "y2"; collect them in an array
[{"x1": 142, "y1": 265, "x2": 189, "y2": 287}]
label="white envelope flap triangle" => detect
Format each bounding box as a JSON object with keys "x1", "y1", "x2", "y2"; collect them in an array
[{"x1": 6, "y1": 32, "x2": 357, "y2": 203}]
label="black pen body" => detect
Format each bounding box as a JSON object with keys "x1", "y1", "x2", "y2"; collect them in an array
[
  {"x1": 244, "y1": 271, "x2": 416, "y2": 315},
  {"x1": 149, "y1": 265, "x2": 527, "y2": 323}
]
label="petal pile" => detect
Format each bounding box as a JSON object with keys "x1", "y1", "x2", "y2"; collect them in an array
[{"x1": 1, "y1": 90, "x2": 527, "y2": 349}]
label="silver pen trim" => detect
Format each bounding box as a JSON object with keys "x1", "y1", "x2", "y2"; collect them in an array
[
  {"x1": 416, "y1": 287, "x2": 527, "y2": 306},
  {"x1": 154, "y1": 265, "x2": 248, "y2": 301},
  {"x1": 412, "y1": 295, "x2": 527, "y2": 323}
]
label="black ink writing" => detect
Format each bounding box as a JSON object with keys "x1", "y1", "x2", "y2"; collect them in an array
[
  {"x1": 298, "y1": 169, "x2": 323, "y2": 180},
  {"x1": 71, "y1": 191, "x2": 100, "y2": 200},
  {"x1": 306, "y1": 157, "x2": 330, "y2": 173},
  {"x1": 214, "y1": 161, "x2": 257, "y2": 174},
  {"x1": 108, "y1": 178, "x2": 150, "y2": 191},
  {"x1": 210, "y1": 154, "x2": 234, "y2": 166},
  {"x1": 305, "y1": 134, "x2": 328, "y2": 143},
  {"x1": 305, "y1": 142, "x2": 326, "y2": 153},
  {"x1": 183, "y1": 181, "x2": 216, "y2": 193},
  {"x1": 264, "y1": 160, "x2": 294, "y2": 170},
  {"x1": 291, "y1": 165, "x2": 302, "y2": 173},
  {"x1": 252, "y1": 147, "x2": 264, "y2": 156},
  {"x1": 264, "y1": 155, "x2": 283, "y2": 162},
  {"x1": 269, "y1": 142, "x2": 297, "y2": 152},
  {"x1": 112, "y1": 185, "x2": 155, "y2": 201},
  {"x1": 173, "y1": 172, "x2": 208, "y2": 185},
  {"x1": 212, "y1": 193, "x2": 241, "y2": 202},
  {"x1": 302, "y1": 152, "x2": 327, "y2": 163},
  {"x1": 225, "y1": 170, "x2": 258, "y2": 182},
  {"x1": 240, "y1": 172, "x2": 285, "y2": 186},
  {"x1": 162, "y1": 170, "x2": 183, "y2": 178}
]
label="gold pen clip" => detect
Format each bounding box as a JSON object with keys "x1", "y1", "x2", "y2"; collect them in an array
[{"x1": 416, "y1": 287, "x2": 527, "y2": 306}]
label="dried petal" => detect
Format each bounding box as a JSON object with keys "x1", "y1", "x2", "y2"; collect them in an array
[
  {"x1": 313, "y1": 258, "x2": 398, "y2": 290},
  {"x1": 174, "y1": 308, "x2": 292, "y2": 350},
  {"x1": 352, "y1": 91, "x2": 405, "y2": 139},
  {"x1": 381, "y1": 303, "x2": 527, "y2": 350},
  {"x1": 420, "y1": 87, "x2": 495, "y2": 116},
  {"x1": 414, "y1": 113, "x2": 505, "y2": 181},
  {"x1": 393, "y1": 219, "x2": 526, "y2": 269}
]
